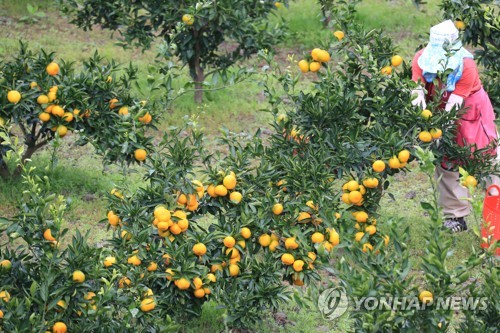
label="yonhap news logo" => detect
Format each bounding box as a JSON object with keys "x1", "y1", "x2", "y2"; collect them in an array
[{"x1": 318, "y1": 286, "x2": 488, "y2": 321}]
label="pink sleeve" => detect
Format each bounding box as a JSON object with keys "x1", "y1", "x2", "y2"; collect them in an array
[
  {"x1": 411, "y1": 49, "x2": 425, "y2": 83},
  {"x1": 453, "y1": 58, "x2": 481, "y2": 98}
]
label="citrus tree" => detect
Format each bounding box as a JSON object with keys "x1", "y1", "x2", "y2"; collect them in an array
[
  {"x1": 0, "y1": 43, "x2": 159, "y2": 179},
  {"x1": 60, "y1": 0, "x2": 288, "y2": 103}
]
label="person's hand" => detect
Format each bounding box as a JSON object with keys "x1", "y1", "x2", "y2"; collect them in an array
[
  {"x1": 445, "y1": 93, "x2": 464, "y2": 112},
  {"x1": 411, "y1": 88, "x2": 427, "y2": 109}
]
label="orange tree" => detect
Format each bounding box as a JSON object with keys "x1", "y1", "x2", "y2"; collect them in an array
[
  {"x1": 59, "y1": 0, "x2": 288, "y2": 103},
  {"x1": 0, "y1": 43, "x2": 159, "y2": 179}
]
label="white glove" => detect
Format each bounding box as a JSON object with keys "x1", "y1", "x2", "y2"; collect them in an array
[
  {"x1": 411, "y1": 88, "x2": 427, "y2": 109},
  {"x1": 445, "y1": 93, "x2": 464, "y2": 112}
]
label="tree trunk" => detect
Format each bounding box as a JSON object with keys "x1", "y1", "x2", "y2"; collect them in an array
[
  {"x1": 0, "y1": 140, "x2": 44, "y2": 180},
  {"x1": 0, "y1": 159, "x2": 10, "y2": 180},
  {"x1": 191, "y1": 29, "x2": 204, "y2": 104}
]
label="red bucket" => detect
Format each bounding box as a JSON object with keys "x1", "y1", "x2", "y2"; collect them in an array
[{"x1": 482, "y1": 185, "x2": 500, "y2": 255}]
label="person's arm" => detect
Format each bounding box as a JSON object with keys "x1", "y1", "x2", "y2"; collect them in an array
[
  {"x1": 411, "y1": 50, "x2": 426, "y2": 109},
  {"x1": 444, "y1": 59, "x2": 479, "y2": 111}
]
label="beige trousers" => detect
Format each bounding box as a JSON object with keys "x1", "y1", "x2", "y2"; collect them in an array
[{"x1": 435, "y1": 149, "x2": 500, "y2": 219}]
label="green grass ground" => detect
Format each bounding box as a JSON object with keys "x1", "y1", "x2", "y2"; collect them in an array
[{"x1": 0, "y1": 0, "x2": 484, "y2": 331}]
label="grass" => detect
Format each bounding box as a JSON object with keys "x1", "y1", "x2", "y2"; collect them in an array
[{"x1": 0, "y1": 0, "x2": 488, "y2": 331}]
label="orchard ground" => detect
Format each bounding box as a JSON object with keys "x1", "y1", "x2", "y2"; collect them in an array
[{"x1": 0, "y1": 0, "x2": 486, "y2": 331}]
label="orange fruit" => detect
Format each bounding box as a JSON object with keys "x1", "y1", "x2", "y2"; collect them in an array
[
  {"x1": 214, "y1": 185, "x2": 228, "y2": 196},
  {"x1": 30, "y1": 81, "x2": 37, "y2": 88},
  {"x1": 346, "y1": 180, "x2": 359, "y2": 191},
  {"x1": 154, "y1": 206, "x2": 171, "y2": 221},
  {"x1": 182, "y1": 14, "x2": 194, "y2": 25},
  {"x1": 285, "y1": 237, "x2": 299, "y2": 250},
  {"x1": 354, "y1": 232, "x2": 365, "y2": 242},
  {"x1": 118, "y1": 277, "x2": 131, "y2": 288},
  {"x1": 147, "y1": 262, "x2": 158, "y2": 272},
  {"x1": 229, "y1": 191, "x2": 242, "y2": 203},
  {"x1": 348, "y1": 191, "x2": 362, "y2": 204},
  {"x1": 398, "y1": 150, "x2": 410, "y2": 163},
  {"x1": 464, "y1": 175, "x2": 477, "y2": 188},
  {"x1": 0, "y1": 291, "x2": 10, "y2": 302},
  {"x1": 0, "y1": 260, "x2": 11, "y2": 270},
  {"x1": 419, "y1": 131, "x2": 433, "y2": 142},
  {"x1": 193, "y1": 277, "x2": 203, "y2": 290},
  {"x1": 223, "y1": 174, "x2": 237, "y2": 190},
  {"x1": 229, "y1": 264, "x2": 240, "y2": 277},
  {"x1": 388, "y1": 156, "x2": 401, "y2": 169},
  {"x1": 272, "y1": 203, "x2": 283, "y2": 215},
  {"x1": 281, "y1": 253, "x2": 295, "y2": 265},
  {"x1": 311, "y1": 48, "x2": 321, "y2": 61},
  {"x1": 455, "y1": 20, "x2": 465, "y2": 30},
  {"x1": 63, "y1": 112, "x2": 74, "y2": 122},
  {"x1": 37, "y1": 94, "x2": 49, "y2": 104},
  {"x1": 134, "y1": 148, "x2": 147, "y2": 161},
  {"x1": 193, "y1": 243, "x2": 207, "y2": 256},
  {"x1": 269, "y1": 240, "x2": 279, "y2": 251},
  {"x1": 46, "y1": 62, "x2": 60, "y2": 76},
  {"x1": 309, "y1": 61, "x2": 321, "y2": 72},
  {"x1": 311, "y1": 232, "x2": 325, "y2": 243},
  {"x1": 341, "y1": 193, "x2": 351, "y2": 204},
  {"x1": 381, "y1": 66, "x2": 392, "y2": 75},
  {"x1": 176, "y1": 278, "x2": 190, "y2": 290},
  {"x1": 43, "y1": 229, "x2": 56, "y2": 241},
  {"x1": 333, "y1": 30, "x2": 345, "y2": 41},
  {"x1": 223, "y1": 236, "x2": 236, "y2": 248},
  {"x1": 118, "y1": 106, "x2": 129, "y2": 115},
  {"x1": 391, "y1": 55, "x2": 403, "y2": 67},
  {"x1": 259, "y1": 234, "x2": 271, "y2": 247},
  {"x1": 355, "y1": 211, "x2": 368, "y2": 223},
  {"x1": 207, "y1": 184, "x2": 217, "y2": 197},
  {"x1": 421, "y1": 109, "x2": 432, "y2": 119},
  {"x1": 194, "y1": 288, "x2": 206, "y2": 298},
  {"x1": 317, "y1": 50, "x2": 330, "y2": 63},
  {"x1": 103, "y1": 256, "x2": 116, "y2": 267},
  {"x1": 51, "y1": 106, "x2": 64, "y2": 117},
  {"x1": 140, "y1": 298, "x2": 156, "y2": 312},
  {"x1": 372, "y1": 160, "x2": 386, "y2": 173},
  {"x1": 383, "y1": 235, "x2": 390, "y2": 246},
  {"x1": 7, "y1": 90, "x2": 21, "y2": 103},
  {"x1": 328, "y1": 228, "x2": 340, "y2": 245},
  {"x1": 127, "y1": 255, "x2": 142, "y2": 266},
  {"x1": 107, "y1": 211, "x2": 120, "y2": 226},
  {"x1": 419, "y1": 290, "x2": 433, "y2": 304},
  {"x1": 57, "y1": 125, "x2": 68, "y2": 138},
  {"x1": 298, "y1": 60, "x2": 309, "y2": 73},
  {"x1": 52, "y1": 322, "x2": 67, "y2": 333},
  {"x1": 365, "y1": 225, "x2": 377, "y2": 235},
  {"x1": 293, "y1": 260, "x2": 305, "y2": 272},
  {"x1": 240, "y1": 227, "x2": 251, "y2": 239},
  {"x1": 363, "y1": 177, "x2": 379, "y2": 189},
  {"x1": 225, "y1": 248, "x2": 239, "y2": 259},
  {"x1": 362, "y1": 243, "x2": 373, "y2": 252},
  {"x1": 178, "y1": 218, "x2": 189, "y2": 231},
  {"x1": 72, "y1": 270, "x2": 85, "y2": 283},
  {"x1": 297, "y1": 212, "x2": 311, "y2": 222},
  {"x1": 139, "y1": 112, "x2": 153, "y2": 124},
  {"x1": 109, "y1": 98, "x2": 119, "y2": 109},
  {"x1": 430, "y1": 128, "x2": 442, "y2": 139}
]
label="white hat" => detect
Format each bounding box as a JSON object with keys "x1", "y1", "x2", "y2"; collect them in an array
[{"x1": 417, "y1": 20, "x2": 471, "y2": 73}]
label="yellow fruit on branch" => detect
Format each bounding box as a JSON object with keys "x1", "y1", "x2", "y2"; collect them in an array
[
  {"x1": 293, "y1": 259, "x2": 305, "y2": 272},
  {"x1": 419, "y1": 290, "x2": 433, "y2": 304},
  {"x1": 272, "y1": 203, "x2": 283, "y2": 215},
  {"x1": 240, "y1": 227, "x2": 251, "y2": 239},
  {"x1": 193, "y1": 243, "x2": 207, "y2": 256},
  {"x1": 223, "y1": 236, "x2": 236, "y2": 248},
  {"x1": 0, "y1": 259, "x2": 12, "y2": 270},
  {"x1": 176, "y1": 278, "x2": 191, "y2": 290},
  {"x1": 372, "y1": 160, "x2": 386, "y2": 173},
  {"x1": 134, "y1": 148, "x2": 147, "y2": 161},
  {"x1": 140, "y1": 298, "x2": 156, "y2": 312},
  {"x1": 37, "y1": 94, "x2": 49, "y2": 104},
  {"x1": 398, "y1": 149, "x2": 410, "y2": 163},
  {"x1": 43, "y1": 229, "x2": 56, "y2": 241},
  {"x1": 182, "y1": 14, "x2": 194, "y2": 25},
  {"x1": 259, "y1": 234, "x2": 271, "y2": 247},
  {"x1": 229, "y1": 191, "x2": 242, "y2": 204},
  {"x1": 194, "y1": 288, "x2": 206, "y2": 298},
  {"x1": 421, "y1": 109, "x2": 432, "y2": 119},
  {"x1": 333, "y1": 30, "x2": 345, "y2": 41},
  {"x1": 52, "y1": 322, "x2": 67, "y2": 333},
  {"x1": 103, "y1": 256, "x2": 116, "y2": 267},
  {"x1": 418, "y1": 131, "x2": 433, "y2": 143},
  {"x1": 214, "y1": 185, "x2": 228, "y2": 196},
  {"x1": 381, "y1": 66, "x2": 392, "y2": 75},
  {"x1": 311, "y1": 232, "x2": 325, "y2": 244},
  {"x1": 430, "y1": 128, "x2": 442, "y2": 139},
  {"x1": 309, "y1": 61, "x2": 321, "y2": 72},
  {"x1": 285, "y1": 237, "x2": 299, "y2": 250},
  {"x1": 388, "y1": 156, "x2": 401, "y2": 169},
  {"x1": 229, "y1": 264, "x2": 240, "y2": 277},
  {"x1": 7, "y1": 90, "x2": 21, "y2": 104},
  {"x1": 297, "y1": 211, "x2": 311, "y2": 222},
  {"x1": 46, "y1": 62, "x2": 60, "y2": 76},
  {"x1": 298, "y1": 60, "x2": 309, "y2": 73},
  {"x1": 281, "y1": 253, "x2": 295, "y2": 265},
  {"x1": 72, "y1": 270, "x2": 85, "y2": 283},
  {"x1": 0, "y1": 291, "x2": 10, "y2": 302},
  {"x1": 391, "y1": 55, "x2": 403, "y2": 67}
]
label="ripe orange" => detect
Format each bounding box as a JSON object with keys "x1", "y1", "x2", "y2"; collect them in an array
[
  {"x1": 285, "y1": 237, "x2": 299, "y2": 250},
  {"x1": 72, "y1": 270, "x2": 85, "y2": 283},
  {"x1": 293, "y1": 260, "x2": 305, "y2": 272},
  {"x1": 297, "y1": 211, "x2": 311, "y2": 222},
  {"x1": 311, "y1": 232, "x2": 325, "y2": 243},
  {"x1": 52, "y1": 322, "x2": 67, "y2": 333},
  {"x1": 46, "y1": 62, "x2": 60, "y2": 76},
  {"x1": 147, "y1": 262, "x2": 158, "y2": 272},
  {"x1": 176, "y1": 278, "x2": 190, "y2": 290},
  {"x1": 154, "y1": 206, "x2": 171, "y2": 221},
  {"x1": 363, "y1": 177, "x2": 379, "y2": 188},
  {"x1": 455, "y1": 20, "x2": 465, "y2": 30},
  {"x1": 43, "y1": 229, "x2": 56, "y2": 241},
  {"x1": 388, "y1": 156, "x2": 401, "y2": 169},
  {"x1": 103, "y1": 256, "x2": 116, "y2": 267},
  {"x1": 328, "y1": 229, "x2": 340, "y2": 245},
  {"x1": 333, "y1": 30, "x2": 345, "y2": 41},
  {"x1": 391, "y1": 55, "x2": 403, "y2": 67},
  {"x1": 362, "y1": 243, "x2": 373, "y2": 252},
  {"x1": 109, "y1": 98, "x2": 119, "y2": 109},
  {"x1": 355, "y1": 211, "x2": 368, "y2": 223},
  {"x1": 430, "y1": 128, "x2": 442, "y2": 139},
  {"x1": 63, "y1": 112, "x2": 74, "y2": 122},
  {"x1": 372, "y1": 160, "x2": 386, "y2": 173},
  {"x1": 37, "y1": 94, "x2": 49, "y2": 104},
  {"x1": 309, "y1": 61, "x2": 321, "y2": 72},
  {"x1": 182, "y1": 14, "x2": 194, "y2": 25},
  {"x1": 225, "y1": 248, "x2": 239, "y2": 259},
  {"x1": 317, "y1": 50, "x2": 330, "y2": 63},
  {"x1": 52, "y1": 106, "x2": 64, "y2": 117},
  {"x1": 207, "y1": 273, "x2": 217, "y2": 283},
  {"x1": 383, "y1": 235, "x2": 390, "y2": 246},
  {"x1": 348, "y1": 191, "x2": 362, "y2": 204},
  {"x1": 269, "y1": 240, "x2": 279, "y2": 251},
  {"x1": 223, "y1": 236, "x2": 236, "y2": 248},
  {"x1": 355, "y1": 232, "x2": 365, "y2": 242},
  {"x1": 306, "y1": 200, "x2": 317, "y2": 210},
  {"x1": 48, "y1": 91, "x2": 56, "y2": 102},
  {"x1": 193, "y1": 277, "x2": 203, "y2": 290},
  {"x1": 418, "y1": 131, "x2": 433, "y2": 142},
  {"x1": 139, "y1": 112, "x2": 153, "y2": 124},
  {"x1": 298, "y1": 60, "x2": 309, "y2": 73},
  {"x1": 240, "y1": 227, "x2": 251, "y2": 239},
  {"x1": 346, "y1": 180, "x2": 359, "y2": 191},
  {"x1": 193, "y1": 243, "x2": 207, "y2": 256},
  {"x1": 118, "y1": 106, "x2": 129, "y2": 115},
  {"x1": 178, "y1": 218, "x2": 189, "y2": 231},
  {"x1": 128, "y1": 255, "x2": 142, "y2": 266},
  {"x1": 7, "y1": 90, "x2": 21, "y2": 104},
  {"x1": 194, "y1": 288, "x2": 206, "y2": 298},
  {"x1": 214, "y1": 185, "x2": 228, "y2": 196},
  {"x1": 118, "y1": 277, "x2": 131, "y2": 288},
  {"x1": 311, "y1": 48, "x2": 321, "y2": 61},
  {"x1": 272, "y1": 203, "x2": 283, "y2": 215},
  {"x1": 57, "y1": 125, "x2": 68, "y2": 138},
  {"x1": 0, "y1": 291, "x2": 10, "y2": 302},
  {"x1": 421, "y1": 109, "x2": 432, "y2": 119},
  {"x1": 207, "y1": 184, "x2": 217, "y2": 197},
  {"x1": 398, "y1": 149, "x2": 410, "y2": 163},
  {"x1": 134, "y1": 148, "x2": 147, "y2": 161},
  {"x1": 281, "y1": 253, "x2": 295, "y2": 265},
  {"x1": 464, "y1": 175, "x2": 477, "y2": 188},
  {"x1": 223, "y1": 174, "x2": 237, "y2": 189},
  {"x1": 365, "y1": 225, "x2": 377, "y2": 235},
  {"x1": 381, "y1": 66, "x2": 392, "y2": 75},
  {"x1": 419, "y1": 290, "x2": 433, "y2": 304},
  {"x1": 341, "y1": 193, "x2": 351, "y2": 204},
  {"x1": 228, "y1": 264, "x2": 240, "y2": 277},
  {"x1": 259, "y1": 234, "x2": 271, "y2": 247},
  {"x1": 140, "y1": 298, "x2": 156, "y2": 312},
  {"x1": 229, "y1": 191, "x2": 242, "y2": 203},
  {"x1": 30, "y1": 81, "x2": 37, "y2": 88},
  {"x1": 107, "y1": 211, "x2": 120, "y2": 226}
]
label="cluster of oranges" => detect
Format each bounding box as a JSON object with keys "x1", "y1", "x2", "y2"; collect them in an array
[
  {"x1": 298, "y1": 48, "x2": 331, "y2": 73},
  {"x1": 418, "y1": 109, "x2": 443, "y2": 142},
  {"x1": 206, "y1": 172, "x2": 242, "y2": 204},
  {"x1": 341, "y1": 180, "x2": 369, "y2": 206},
  {"x1": 370, "y1": 149, "x2": 411, "y2": 173},
  {"x1": 381, "y1": 55, "x2": 403, "y2": 75},
  {"x1": 152, "y1": 206, "x2": 190, "y2": 238},
  {"x1": 177, "y1": 180, "x2": 205, "y2": 211}
]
